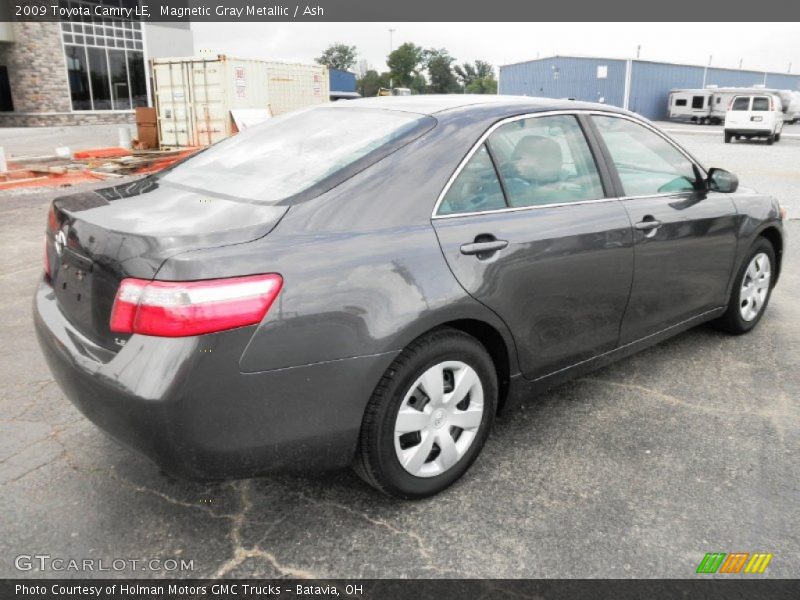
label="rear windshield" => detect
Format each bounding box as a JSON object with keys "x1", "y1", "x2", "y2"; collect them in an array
[
  {"x1": 731, "y1": 97, "x2": 750, "y2": 111},
  {"x1": 752, "y1": 97, "x2": 771, "y2": 111},
  {"x1": 161, "y1": 107, "x2": 434, "y2": 203}
]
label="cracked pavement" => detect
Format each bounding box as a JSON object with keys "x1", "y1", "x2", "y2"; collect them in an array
[{"x1": 1, "y1": 138, "x2": 799, "y2": 578}]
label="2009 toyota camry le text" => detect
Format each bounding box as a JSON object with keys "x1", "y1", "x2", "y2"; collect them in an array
[{"x1": 34, "y1": 96, "x2": 786, "y2": 499}]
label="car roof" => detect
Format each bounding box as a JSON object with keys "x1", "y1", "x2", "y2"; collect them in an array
[{"x1": 327, "y1": 94, "x2": 627, "y2": 117}]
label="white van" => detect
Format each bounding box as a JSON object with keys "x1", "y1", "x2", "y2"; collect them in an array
[{"x1": 724, "y1": 93, "x2": 784, "y2": 144}]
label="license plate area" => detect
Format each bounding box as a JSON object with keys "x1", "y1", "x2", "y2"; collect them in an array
[{"x1": 53, "y1": 247, "x2": 95, "y2": 324}]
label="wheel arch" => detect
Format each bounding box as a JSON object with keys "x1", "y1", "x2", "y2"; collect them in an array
[{"x1": 757, "y1": 226, "x2": 783, "y2": 285}]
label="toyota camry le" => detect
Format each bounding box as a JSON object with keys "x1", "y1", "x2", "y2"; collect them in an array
[{"x1": 35, "y1": 96, "x2": 785, "y2": 499}]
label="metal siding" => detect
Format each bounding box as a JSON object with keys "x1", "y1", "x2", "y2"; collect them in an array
[
  {"x1": 500, "y1": 56, "x2": 800, "y2": 121},
  {"x1": 628, "y1": 62, "x2": 704, "y2": 120},
  {"x1": 499, "y1": 57, "x2": 627, "y2": 108},
  {"x1": 329, "y1": 68, "x2": 356, "y2": 92},
  {"x1": 705, "y1": 67, "x2": 768, "y2": 88},
  {"x1": 765, "y1": 73, "x2": 800, "y2": 91}
]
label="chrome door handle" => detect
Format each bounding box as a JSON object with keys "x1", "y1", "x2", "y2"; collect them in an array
[
  {"x1": 460, "y1": 240, "x2": 508, "y2": 256},
  {"x1": 635, "y1": 219, "x2": 662, "y2": 231}
]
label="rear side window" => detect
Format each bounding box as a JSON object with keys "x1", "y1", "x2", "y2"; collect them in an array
[
  {"x1": 752, "y1": 97, "x2": 771, "y2": 111},
  {"x1": 438, "y1": 145, "x2": 506, "y2": 215},
  {"x1": 731, "y1": 97, "x2": 750, "y2": 111},
  {"x1": 487, "y1": 115, "x2": 604, "y2": 208},
  {"x1": 592, "y1": 115, "x2": 698, "y2": 197},
  {"x1": 161, "y1": 107, "x2": 434, "y2": 203}
]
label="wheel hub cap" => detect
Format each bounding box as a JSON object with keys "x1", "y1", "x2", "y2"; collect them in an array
[
  {"x1": 393, "y1": 361, "x2": 484, "y2": 478},
  {"x1": 739, "y1": 252, "x2": 771, "y2": 322}
]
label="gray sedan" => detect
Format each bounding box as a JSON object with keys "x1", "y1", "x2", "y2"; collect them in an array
[{"x1": 34, "y1": 96, "x2": 785, "y2": 499}]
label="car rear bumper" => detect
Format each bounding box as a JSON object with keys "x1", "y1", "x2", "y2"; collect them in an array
[{"x1": 33, "y1": 280, "x2": 398, "y2": 480}]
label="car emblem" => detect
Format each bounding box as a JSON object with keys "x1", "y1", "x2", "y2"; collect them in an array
[{"x1": 54, "y1": 229, "x2": 67, "y2": 257}]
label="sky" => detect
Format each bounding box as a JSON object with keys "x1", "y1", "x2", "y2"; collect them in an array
[{"x1": 190, "y1": 22, "x2": 800, "y2": 75}]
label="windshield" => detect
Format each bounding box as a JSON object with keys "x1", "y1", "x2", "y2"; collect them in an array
[{"x1": 161, "y1": 107, "x2": 434, "y2": 202}]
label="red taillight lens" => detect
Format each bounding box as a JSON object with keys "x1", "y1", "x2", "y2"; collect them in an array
[
  {"x1": 109, "y1": 274, "x2": 283, "y2": 337},
  {"x1": 46, "y1": 205, "x2": 57, "y2": 234}
]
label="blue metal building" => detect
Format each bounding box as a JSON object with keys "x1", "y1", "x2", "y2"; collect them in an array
[{"x1": 499, "y1": 56, "x2": 800, "y2": 121}]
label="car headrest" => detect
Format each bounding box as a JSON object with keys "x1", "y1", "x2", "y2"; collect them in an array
[{"x1": 510, "y1": 135, "x2": 563, "y2": 184}]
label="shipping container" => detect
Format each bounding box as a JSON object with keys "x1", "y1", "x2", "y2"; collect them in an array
[{"x1": 152, "y1": 55, "x2": 330, "y2": 148}]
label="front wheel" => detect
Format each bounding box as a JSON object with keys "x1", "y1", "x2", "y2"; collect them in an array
[
  {"x1": 354, "y1": 328, "x2": 497, "y2": 499},
  {"x1": 713, "y1": 238, "x2": 775, "y2": 334},
  {"x1": 724, "y1": 132, "x2": 732, "y2": 143},
  {"x1": 775, "y1": 133, "x2": 781, "y2": 142}
]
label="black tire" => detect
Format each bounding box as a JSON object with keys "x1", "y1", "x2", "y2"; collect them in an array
[
  {"x1": 775, "y1": 133, "x2": 781, "y2": 142},
  {"x1": 724, "y1": 132, "x2": 732, "y2": 143},
  {"x1": 354, "y1": 328, "x2": 497, "y2": 499},
  {"x1": 713, "y1": 238, "x2": 776, "y2": 335},
  {"x1": 767, "y1": 135, "x2": 775, "y2": 145}
]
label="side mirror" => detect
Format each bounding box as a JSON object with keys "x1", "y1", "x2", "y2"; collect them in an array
[{"x1": 708, "y1": 168, "x2": 739, "y2": 193}]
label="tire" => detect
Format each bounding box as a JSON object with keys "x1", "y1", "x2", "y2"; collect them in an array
[
  {"x1": 724, "y1": 132, "x2": 732, "y2": 143},
  {"x1": 354, "y1": 328, "x2": 497, "y2": 499},
  {"x1": 713, "y1": 238, "x2": 776, "y2": 335},
  {"x1": 775, "y1": 133, "x2": 781, "y2": 142},
  {"x1": 767, "y1": 135, "x2": 775, "y2": 145}
]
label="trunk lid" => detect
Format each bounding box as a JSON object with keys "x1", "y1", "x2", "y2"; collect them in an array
[{"x1": 46, "y1": 178, "x2": 287, "y2": 352}]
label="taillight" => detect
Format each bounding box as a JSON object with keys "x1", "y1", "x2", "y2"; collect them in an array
[
  {"x1": 46, "y1": 204, "x2": 57, "y2": 234},
  {"x1": 43, "y1": 236, "x2": 51, "y2": 279},
  {"x1": 109, "y1": 274, "x2": 283, "y2": 337}
]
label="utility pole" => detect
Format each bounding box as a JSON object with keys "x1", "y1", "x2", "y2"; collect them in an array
[
  {"x1": 789, "y1": 62, "x2": 793, "y2": 73},
  {"x1": 739, "y1": 58, "x2": 743, "y2": 69},
  {"x1": 636, "y1": 45, "x2": 641, "y2": 59},
  {"x1": 388, "y1": 28, "x2": 395, "y2": 90},
  {"x1": 702, "y1": 55, "x2": 712, "y2": 88}
]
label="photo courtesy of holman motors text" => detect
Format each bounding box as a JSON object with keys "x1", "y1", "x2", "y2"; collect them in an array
[{"x1": 1, "y1": 0, "x2": 799, "y2": 597}]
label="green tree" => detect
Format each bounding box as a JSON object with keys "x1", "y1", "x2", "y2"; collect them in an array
[
  {"x1": 455, "y1": 60, "x2": 498, "y2": 94},
  {"x1": 423, "y1": 48, "x2": 460, "y2": 94},
  {"x1": 387, "y1": 42, "x2": 424, "y2": 87},
  {"x1": 316, "y1": 43, "x2": 358, "y2": 71},
  {"x1": 357, "y1": 69, "x2": 391, "y2": 96}
]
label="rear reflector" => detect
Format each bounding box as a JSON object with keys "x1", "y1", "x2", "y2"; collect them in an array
[{"x1": 110, "y1": 274, "x2": 283, "y2": 337}]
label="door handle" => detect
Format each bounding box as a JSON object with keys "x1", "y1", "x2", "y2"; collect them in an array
[
  {"x1": 460, "y1": 239, "x2": 508, "y2": 257},
  {"x1": 634, "y1": 218, "x2": 662, "y2": 231}
]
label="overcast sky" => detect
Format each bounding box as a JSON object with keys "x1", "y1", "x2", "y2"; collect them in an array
[{"x1": 190, "y1": 22, "x2": 800, "y2": 75}]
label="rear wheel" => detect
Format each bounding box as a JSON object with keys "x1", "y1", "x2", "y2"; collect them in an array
[
  {"x1": 713, "y1": 238, "x2": 775, "y2": 334},
  {"x1": 767, "y1": 135, "x2": 775, "y2": 145},
  {"x1": 354, "y1": 328, "x2": 497, "y2": 499},
  {"x1": 775, "y1": 133, "x2": 781, "y2": 142},
  {"x1": 724, "y1": 132, "x2": 732, "y2": 143}
]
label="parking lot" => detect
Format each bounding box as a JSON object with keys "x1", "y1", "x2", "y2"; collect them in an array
[{"x1": 1, "y1": 126, "x2": 798, "y2": 579}]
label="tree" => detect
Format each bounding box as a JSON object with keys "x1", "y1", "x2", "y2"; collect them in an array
[
  {"x1": 423, "y1": 48, "x2": 459, "y2": 94},
  {"x1": 455, "y1": 60, "x2": 498, "y2": 94},
  {"x1": 387, "y1": 42, "x2": 424, "y2": 87},
  {"x1": 316, "y1": 43, "x2": 358, "y2": 71},
  {"x1": 357, "y1": 69, "x2": 391, "y2": 97}
]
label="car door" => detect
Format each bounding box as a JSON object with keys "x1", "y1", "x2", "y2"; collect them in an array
[
  {"x1": 589, "y1": 114, "x2": 738, "y2": 345},
  {"x1": 725, "y1": 95, "x2": 751, "y2": 131},
  {"x1": 432, "y1": 113, "x2": 634, "y2": 380}
]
